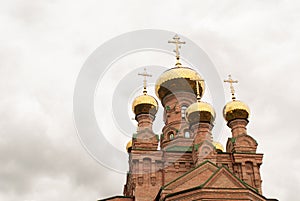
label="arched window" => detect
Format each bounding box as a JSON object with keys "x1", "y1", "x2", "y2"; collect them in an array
[
  {"x1": 181, "y1": 105, "x2": 187, "y2": 119},
  {"x1": 245, "y1": 161, "x2": 255, "y2": 186},
  {"x1": 143, "y1": 158, "x2": 151, "y2": 172},
  {"x1": 184, "y1": 131, "x2": 190, "y2": 138},
  {"x1": 170, "y1": 133, "x2": 174, "y2": 140},
  {"x1": 169, "y1": 132, "x2": 174, "y2": 140}
]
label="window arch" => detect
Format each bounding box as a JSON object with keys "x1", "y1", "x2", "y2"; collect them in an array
[
  {"x1": 181, "y1": 105, "x2": 188, "y2": 119},
  {"x1": 184, "y1": 130, "x2": 190, "y2": 138},
  {"x1": 168, "y1": 132, "x2": 174, "y2": 140}
]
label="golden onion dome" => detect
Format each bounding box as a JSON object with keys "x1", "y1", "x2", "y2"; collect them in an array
[
  {"x1": 126, "y1": 140, "x2": 132, "y2": 153},
  {"x1": 132, "y1": 94, "x2": 158, "y2": 116},
  {"x1": 213, "y1": 141, "x2": 224, "y2": 152},
  {"x1": 223, "y1": 100, "x2": 250, "y2": 122},
  {"x1": 185, "y1": 101, "x2": 215, "y2": 124},
  {"x1": 155, "y1": 67, "x2": 205, "y2": 101}
]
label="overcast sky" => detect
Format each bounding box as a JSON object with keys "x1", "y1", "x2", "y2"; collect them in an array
[{"x1": 1, "y1": 0, "x2": 300, "y2": 201}]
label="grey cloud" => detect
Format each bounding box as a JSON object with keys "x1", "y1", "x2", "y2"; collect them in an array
[{"x1": 0, "y1": 0, "x2": 299, "y2": 201}]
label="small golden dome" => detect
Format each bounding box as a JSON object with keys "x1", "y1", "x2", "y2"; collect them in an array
[
  {"x1": 126, "y1": 140, "x2": 132, "y2": 153},
  {"x1": 213, "y1": 141, "x2": 224, "y2": 152},
  {"x1": 185, "y1": 101, "x2": 215, "y2": 124},
  {"x1": 223, "y1": 100, "x2": 250, "y2": 122},
  {"x1": 155, "y1": 67, "x2": 205, "y2": 101},
  {"x1": 132, "y1": 94, "x2": 158, "y2": 116}
]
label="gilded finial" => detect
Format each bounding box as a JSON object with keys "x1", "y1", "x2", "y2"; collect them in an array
[
  {"x1": 191, "y1": 73, "x2": 205, "y2": 102},
  {"x1": 168, "y1": 34, "x2": 186, "y2": 67},
  {"x1": 138, "y1": 68, "x2": 152, "y2": 95},
  {"x1": 224, "y1": 74, "x2": 238, "y2": 100}
]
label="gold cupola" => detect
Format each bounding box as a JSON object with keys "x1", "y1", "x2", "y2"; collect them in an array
[
  {"x1": 155, "y1": 67, "x2": 205, "y2": 101},
  {"x1": 185, "y1": 78, "x2": 215, "y2": 124},
  {"x1": 132, "y1": 94, "x2": 158, "y2": 116},
  {"x1": 155, "y1": 34, "x2": 205, "y2": 101},
  {"x1": 126, "y1": 140, "x2": 132, "y2": 153},
  {"x1": 223, "y1": 100, "x2": 250, "y2": 122},
  {"x1": 223, "y1": 75, "x2": 250, "y2": 122},
  {"x1": 212, "y1": 141, "x2": 224, "y2": 152},
  {"x1": 186, "y1": 101, "x2": 215, "y2": 124},
  {"x1": 132, "y1": 68, "x2": 158, "y2": 117}
]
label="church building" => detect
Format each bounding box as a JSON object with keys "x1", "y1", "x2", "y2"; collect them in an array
[{"x1": 100, "y1": 35, "x2": 277, "y2": 201}]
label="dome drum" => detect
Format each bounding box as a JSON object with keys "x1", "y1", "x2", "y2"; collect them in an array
[
  {"x1": 186, "y1": 110, "x2": 215, "y2": 124},
  {"x1": 133, "y1": 104, "x2": 158, "y2": 116},
  {"x1": 157, "y1": 78, "x2": 204, "y2": 102}
]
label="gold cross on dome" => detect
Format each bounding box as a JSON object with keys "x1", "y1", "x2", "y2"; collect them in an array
[
  {"x1": 138, "y1": 68, "x2": 152, "y2": 95},
  {"x1": 224, "y1": 74, "x2": 238, "y2": 100},
  {"x1": 191, "y1": 74, "x2": 205, "y2": 102},
  {"x1": 168, "y1": 34, "x2": 186, "y2": 67}
]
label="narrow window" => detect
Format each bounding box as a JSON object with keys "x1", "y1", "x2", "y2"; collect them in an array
[
  {"x1": 169, "y1": 132, "x2": 174, "y2": 140},
  {"x1": 184, "y1": 131, "x2": 190, "y2": 138},
  {"x1": 181, "y1": 105, "x2": 187, "y2": 119}
]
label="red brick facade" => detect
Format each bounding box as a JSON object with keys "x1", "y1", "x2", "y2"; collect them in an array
[{"x1": 99, "y1": 66, "x2": 277, "y2": 201}]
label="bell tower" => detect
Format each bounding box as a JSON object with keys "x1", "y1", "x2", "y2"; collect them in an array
[
  {"x1": 132, "y1": 68, "x2": 158, "y2": 150},
  {"x1": 153, "y1": 35, "x2": 217, "y2": 186},
  {"x1": 223, "y1": 75, "x2": 263, "y2": 194},
  {"x1": 124, "y1": 68, "x2": 162, "y2": 201}
]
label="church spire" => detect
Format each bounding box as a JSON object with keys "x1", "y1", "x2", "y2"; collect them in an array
[
  {"x1": 224, "y1": 74, "x2": 238, "y2": 101},
  {"x1": 131, "y1": 68, "x2": 158, "y2": 151},
  {"x1": 132, "y1": 68, "x2": 158, "y2": 117},
  {"x1": 168, "y1": 34, "x2": 186, "y2": 67},
  {"x1": 223, "y1": 74, "x2": 250, "y2": 137},
  {"x1": 138, "y1": 68, "x2": 152, "y2": 95},
  {"x1": 223, "y1": 74, "x2": 250, "y2": 123}
]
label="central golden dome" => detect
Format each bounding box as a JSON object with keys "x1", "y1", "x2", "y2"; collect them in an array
[
  {"x1": 132, "y1": 94, "x2": 158, "y2": 116},
  {"x1": 155, "y1": 67, "x2": 205, "y2": 101}
]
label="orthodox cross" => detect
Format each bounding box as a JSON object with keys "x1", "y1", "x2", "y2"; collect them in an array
[
  {"x1": 168, "y1": 34, "x2": 186, "y2": 67},
  {"x1": 190, "y1": 74, "x2": 205, "y2": 102},
  {"x1": 224, "y1": 74, "x2": 238, "y2": 100},
  {"x1": 138, "y1": 68, "x2": 152, "y2": 95}
]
